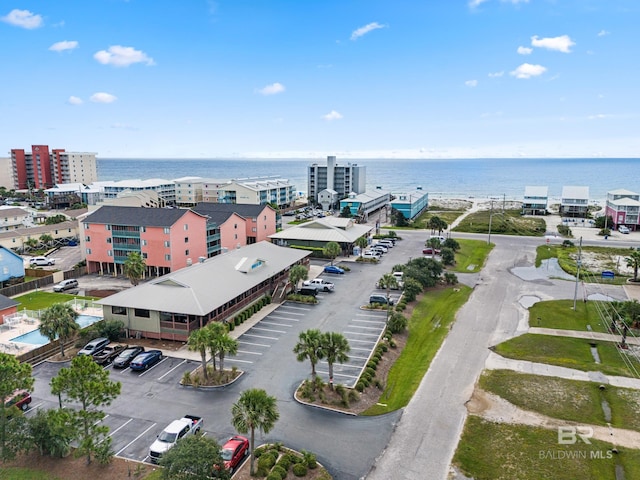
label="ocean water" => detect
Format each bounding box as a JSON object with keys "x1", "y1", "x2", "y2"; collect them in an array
[{"x1": 96, "y1": 157, "x2": 640, "y2": 203}]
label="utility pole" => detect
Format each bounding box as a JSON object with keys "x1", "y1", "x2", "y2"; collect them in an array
[
  {"x1": 573, "y1": 236, "x2": 583, "y2": 310},
  {"x1": 487, "y1": 200, "x2": 494, "y2": 245}
]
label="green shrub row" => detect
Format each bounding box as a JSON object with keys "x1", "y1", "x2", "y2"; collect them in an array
[
  {"x1": 286, "y1": 293, "x2": 318, "y2": 304},
  {"x1": 253, "y1": 444, "x2": 328, "y2": 479},
  {"x1": 228, "y1": 296, "x2": 272, "y2": 331}
]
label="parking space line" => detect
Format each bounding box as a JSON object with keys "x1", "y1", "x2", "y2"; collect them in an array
[
  {"x1": 346, "y1": 325, "x2": 384, "y2": 331},
  {"x1": 344, "y1": 331, "x2": 381, "y2": 337},
  {"x1": 25, "y1": 402, "x2": 44, "y2": 413},
  {"x1": 157, "y1": 358, "x2": 187, "y2": 380},
  {"x1": 238, "y1": 341, "x2": 271, "y2": 347},
  {"x1": 242, "y1": 333, "x2": 278, "y2": 340},
  {"x1": 109, "y1": 418, "x2": 133, "y2": 437},
  {"x1": 352, "y1": 319, "x2": 387, "y2": 325},
  {"x1": 260, "y1": 321, "x2": 293, "y2": 328},
  {"x1": 138, "y1": 357, "x2": 169, "y2": 377},
  {"x1": 236, "y1": 349, "x2": 262, "y2": 355},
  {"x1": 356, "y1": 313, "x2": 387, "y2": 318},
  {"x1": 116, "y1": 423, "x2": 157, "y2": 456},
  {"x1": 317, "y1": 370, "x2": 359, "y2": 380},
  {"x1": 229, "y1": 358, "x2": 253, "y2": 364},
  {"x1": 268, "y1": 315, "x2": 300, "y2": 322},
  {"x1": 278, "y1": 307, "x2": 310, "y2": 314},
  {"x1": 348, "y1": 355, "x2": 370, "y2": 361},
  {"x1": 251, "y1": 326, "x2": 287, "y2": 334},
  {"x1": 350, "y1": 346, "x2": 373, "y2": 352},
  {"x1": 347, "y1": 338, "x2": 375, "y2": 345}
]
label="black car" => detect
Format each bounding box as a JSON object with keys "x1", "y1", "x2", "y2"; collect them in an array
[{"x1": 112, "y1": 346, "x2": 145, "y2": 369}]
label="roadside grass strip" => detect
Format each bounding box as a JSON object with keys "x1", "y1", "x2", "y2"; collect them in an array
[
  {"x1": 362, "y1": 285, "x2": 472, "y2": 415},
  {"x1": 453, "y1": 416, "x2": 640, "y2": 480},
  {"x1": 449, "y1": 239, "x2": 494, "y2": 274},
  {"x1": 492, "y1": 333, "x2": 640, "y2": 378},
  {"x1": 480, "y1": 369, "x2": 640, "y2": 431},
  {"x1": 529, "y1": 299, "x2": 610, "y2": 333}
]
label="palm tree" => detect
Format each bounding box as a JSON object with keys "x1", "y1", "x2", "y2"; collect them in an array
[
  {"x1": 39, "y1": 234, "x2": 54, "y2": 247},
  {"x1": 231, "y1": 389, "x2": 279, "y2": 476},
  {"x1": 288, "y1": 264, "x2": 308, "y2": 293},
  {"x1": 217, "y1": 334, "x2": 238, "y2": 372},
  {"x1": 187, "y1": 328, "x2": 211, "y2": 381},
  {"x1": 206, "y1": 322, "x2": 226, "y2": 371},
  {"x1": 426, "y1": 237, "x2": 442, "y2": 257},
  {"x1": 323, "y1": 241, "x2": 341, "y2": 265},
  {"x1": 39, "y1": 304, "x2": 80, "y2": 357},
  {"x1": 24, "y1": 237, "x2": 38, "y2": 252},
  {"x1": 293, "y1": 329, "x2": 324, "y2": 379},
  {"x1": 123, "y1": 251, "x2": 146, "y2": 286},
  {"x1": 627, "y1": 250, "x2": 640, "y2": 282},
  {"x1": 321, "y1": 332, "x2": 350, "y2": 390},
  {"x1": 355, "y1": 236, "x2": 368, "y2": 257}
]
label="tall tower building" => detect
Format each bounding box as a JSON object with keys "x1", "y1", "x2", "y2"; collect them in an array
[
  {"x1": 307, "y1": 156, "x2": 366, "y2": 204},
  {"x1": 11, "y1": 145, "x2": 98, "y2": 190}
]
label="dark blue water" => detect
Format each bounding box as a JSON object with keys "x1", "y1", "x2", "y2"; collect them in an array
[{"x1": 96, "y1": 157, "x2": 640, "y2": 202}]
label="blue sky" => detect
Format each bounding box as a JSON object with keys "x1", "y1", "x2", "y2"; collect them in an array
[{"x1": 1, "y1": 0, "x2": 638, "y2": 159}]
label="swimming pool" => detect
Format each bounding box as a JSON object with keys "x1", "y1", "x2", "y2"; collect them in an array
[{"x1": 10, "y1": 315, "x2": 103, "y2": 345}]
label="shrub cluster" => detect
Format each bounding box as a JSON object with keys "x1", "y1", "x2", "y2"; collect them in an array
[
  {"x1": 253, "y1": 444, "x2": 326, "y2": 479},
  {"x1": 229, "y1": 296, "x2": 272, "y2": 331}
]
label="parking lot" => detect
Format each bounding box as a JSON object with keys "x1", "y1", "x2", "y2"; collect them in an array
[{"x1": 26, "y1": 233, "x2": 422, "y2": 476}]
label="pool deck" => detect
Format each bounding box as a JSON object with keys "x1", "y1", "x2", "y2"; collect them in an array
[{"x1": 0, "y1": 306, "x2": 103, "y2": 356}]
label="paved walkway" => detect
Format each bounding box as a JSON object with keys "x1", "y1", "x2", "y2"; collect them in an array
[
  {"x1": 528, "y1": 326, "x2": 640, "y2": 345},
  {"x1": 485, "y1": 351, "x2": 640, "y2": 389}
]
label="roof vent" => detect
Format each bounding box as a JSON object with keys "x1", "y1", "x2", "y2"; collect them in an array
[{"x1": 198, "y1": 256, "x2": 206, "y2": 263}]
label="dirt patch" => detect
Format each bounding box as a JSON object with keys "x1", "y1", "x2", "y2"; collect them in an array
[{"x1": 3, "y1": 453, "x2": 158, "y2": 480}]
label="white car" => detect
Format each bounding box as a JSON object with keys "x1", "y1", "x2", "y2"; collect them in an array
[
  {"x1": 362, "y1": 251, "x2": 381, "y2": 260},
  {"x1": 29, "y1": 256, "x2": 55, "y2": 266},
  {"x1": 619, "y1": 226, "x2": 630, "y2": 234}
]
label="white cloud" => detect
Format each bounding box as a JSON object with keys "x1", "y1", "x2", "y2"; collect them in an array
[
  {"x1": 510, "y1": 63, "x2": 547, "y2": 79},
  {"x1": 90, "y1": 92, "x2": 117, "y2": 103},
  {"x1": 597, "y1": 30, "x2": 610, "y2": 37},
  {"x1": 465, "y1": 80, "x2": 478, "y2": 87},
  {"x1": 257, "y1": 82, "x2": 285, "y2": 95},
  {"x1": 1, "y1": 9, "x2": 43, "y2": 29},
  {"x1": 322, "y1": 110, "x2": 343, "y2": 121},
  {"x1": 93, "y1": 45, "x2": 155, "y2": 67},
  {"x1": 517, "y1": 46, "x2": 532, "y2": 55},
  {"x1": 504, "y1": 0, "x2": 529, "y2": 3},
  {"x1": 67, "y1": 96, "x2": 83, "y2": 105},
  {"x1": 531, "y1": 35, "x2": 575, "y2": 53},
  {"x1": 468, "y1": 0, "x2": 489, "y2": 7},
  {"x1": 488, "y1": 71, "x2": 504, "y2": 78},
  {"x1": 587, "y1": 114, "x2": 611, "y2": 120},
  {"x1": 351, "y1": 22, "x2": 386, "y2": 40},
  {"x1": 49, "y1": 41, "x2": 79, "y2": 53}
]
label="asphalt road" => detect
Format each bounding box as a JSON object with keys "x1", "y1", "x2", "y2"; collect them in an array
[{"x1": 365, "y1": 233, "x2": 630, "y2": 480}]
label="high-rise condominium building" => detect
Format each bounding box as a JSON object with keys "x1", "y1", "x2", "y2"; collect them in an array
[
  {"x1": 11, "y1": 145, "x2": 98, "y2": 190},
  {"x1": 307, "y1": 156, "x2": 366, "y2": 204}
]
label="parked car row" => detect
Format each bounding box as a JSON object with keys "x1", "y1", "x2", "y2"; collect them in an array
[{"x1": 75, "y1": 338, "x2": 163, "y2": 371}]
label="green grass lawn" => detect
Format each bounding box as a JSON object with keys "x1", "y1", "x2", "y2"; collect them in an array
[
  {"x1": 449, "y1": 239, "x2": 493, "y2": 273},
  {"x1": 362, "y1": 285, "x2": 472, "y2": 415},
  {"x1": 530, "y1": 300, "x2": 610, "y2": 333},
  {"x1": 454, "y1": 208, "x2": 546, "y2": 236},
  {"x1": 0, "y1": 468, "x2": 65, "y2": 480},
  {"x1": 13, "y1": 291, "x2": 98, "y2": 311},
  {"x1": 493, "y1": 334, "x2": 640, "y2": 378},
  {"x1": 480, "y1": 369, "x2": 640, "y2": 430},
  {"x1": 453, "y1": 416, "x2": 640, "y2": 480},
  {"x1": 535, "y1": 244, "x2": 635, "y2": 284}
]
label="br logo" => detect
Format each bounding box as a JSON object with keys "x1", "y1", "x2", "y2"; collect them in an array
[{"x1": 558, "y1": 426, "x2": 593, "y2": 445}]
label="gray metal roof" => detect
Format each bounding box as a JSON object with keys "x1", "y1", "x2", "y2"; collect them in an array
[
  {"x1": 193, "y1": 202, "x2": 273, "y2": 220},
  {"x1": 269, "y1": 218, "x2": 372, "y2": 243},
  {"x1": 561, "y1": 186, "x2": 589, "y2": 199},
  {"x1": 98, "y1": 241, "x2": 310, "y2": 315},
  {"x1": 0, "y1": 294, "x2": 19, "y2": 310},
  {"x1": 524, "y1": 186, "x2": 548, "y2": 197},
  {"x1": 84, "y1": 206, "x2": 205, "y2": 227}
]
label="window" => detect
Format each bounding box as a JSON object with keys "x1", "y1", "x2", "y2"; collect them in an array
[
  {"x1": 252, "y1": 227, "x2": 257, "y2": 232},
  {"x1": 234, "y1": 224, "x2": 238, "y2": 229},
  {"x1": 252, "y1": 217, "x2": 257, "y2": 222},
  {"x1": 134, "y1": 308, "x2": 150, "y2": 318},
  {"x1": 106, "y1": 224, "x2": 111, "y2": 230},
  {"x1": 234, "y1": 234, "x2": 238, "y2": 240},
  {"x1": 185, "y1": 249, "x2": 189, "y2": 256},
  {"x1": 184, "y1": 237, "x2": 189, "y2": 243},
  {"x1": 85, "y1": 236, "x2": 90, "y2": 242},
  {"x1": 164, "y1": 240, "x2": 170, "y2": 247},
  {"x1": 86, "y1": 248, "x2": 91, "y2": 254},
  {"x1": 112, "y1": 306, "x2": 126, "y2": 315},
  {"x1": 164, "y1": 227, "x2": 170, "y2": 234},
  {"x1": 184, "y1": 224, "x2": 188, "y2": 231},
  {"x1": 165, "y1": 254, "x2": 171, "y2": 261},
  {"x1": 142, "y1": 252, "x2": 148, "y2": 259},
  {"x1": 264, "y1": 215, "x2": 267, "y2": 220},
  {"x1": 108, "y1": 250, "x2": 113, "y2": 257},
  {"x1": 83, "y1": 223, "x2": 89, "y2": 229},
  {"x1": 141, "y1": 239, "x2": 147, "y2": 246},
  {"x1": 142, "y1": 226, "x2": 146, "y2": 233}
]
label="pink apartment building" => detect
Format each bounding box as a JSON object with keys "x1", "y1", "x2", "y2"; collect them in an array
[{"x1": 82, "y1": 206, "x2": 208, "y2": 277}]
